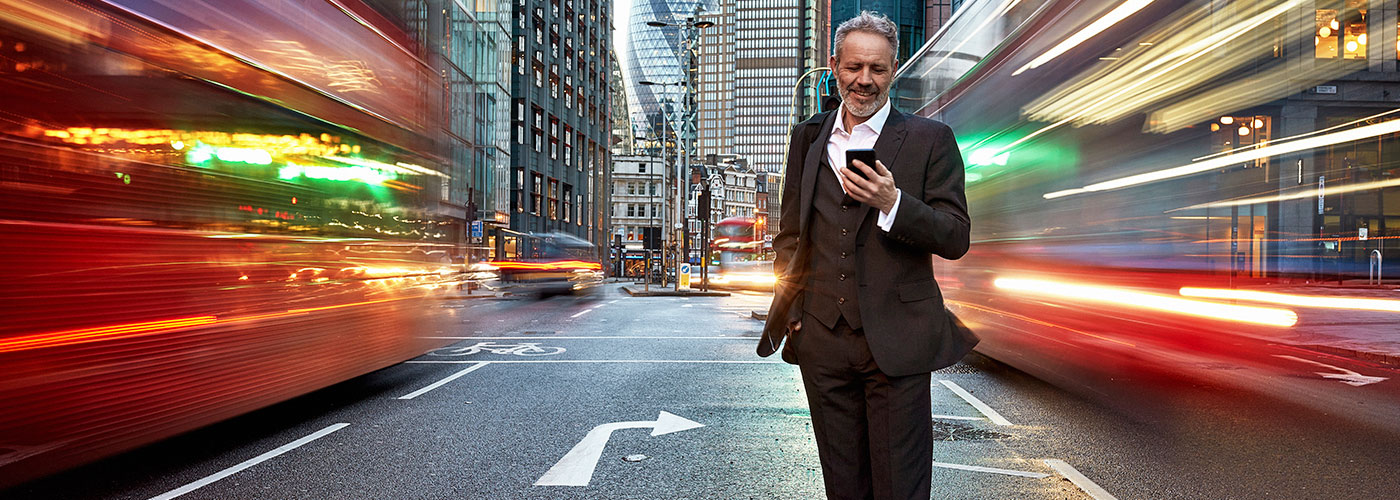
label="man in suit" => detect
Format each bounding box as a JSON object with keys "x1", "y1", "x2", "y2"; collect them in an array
[{"x1": 758, "y1": 11, "x2": 975, "y2": 500}]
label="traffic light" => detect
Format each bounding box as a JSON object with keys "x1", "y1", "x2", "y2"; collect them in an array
[
  {"x1": 697, "y1": 190, "x2": 710, "y2": 215},
  {"x1": 643, "y1": 227, "x2": 660, "y2": 250}
]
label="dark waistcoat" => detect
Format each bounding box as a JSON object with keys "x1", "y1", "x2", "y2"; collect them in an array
[{"x1": 803, "y1": 158, "x2": 872, "y2": 330}]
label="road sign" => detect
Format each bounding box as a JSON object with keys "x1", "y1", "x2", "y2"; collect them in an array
[
  {"x1": 678, "y1": 263, "x2": 691, "y2": 291},
  {"x1": 535, "y1": 411, "x2": 704, "y2": 487},
  {"x1": 471, "y1": 220, "x2": 483, "y2": 238}
]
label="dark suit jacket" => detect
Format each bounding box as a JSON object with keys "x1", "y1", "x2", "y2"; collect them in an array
[{"x1": 758, "y1": 108, "x2": 975, "y2": 377}]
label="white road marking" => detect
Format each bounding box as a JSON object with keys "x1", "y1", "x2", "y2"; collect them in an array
[
  {"x1": 608, "y1": 300, "x2": 619, "y2": 304},
  {"x1": 424, "y1": 336, "x2": 760, "y2": 340},
  {"x1": 786, "y1": 415, "x2": 812, "y2": 419},
  {"x1": 147, "y1": 423, "x2": 349, "y2": 500},
  {"x1": 397, "y1": 362, "x2": 491, "y2": 399},
  {"x1": 570, "y1": 309, "x2": 594, "y2": 318},
  {"x1": 408, "y1": 359, "x2": 785, "y2": 364},
  {"x1": 1044, "y1": 459, "x2": 1119, "y2": 500},
  {"x1": 931, "y1": 414, "x2": 983, "y2": 421},
  {"x1": 682, "y1": 304, "x2": 694, "y2": 307},
  {"x1": 939, "y1": 380, "x2": 1014, "y2": 426},
  {"x1": 1272, "y1": 355, "x2": 1388, "y2": 386},
  {"x1": 932, "y1": 461, "x2": 1049, "y2": 478},
  {"x1": 535, "y1": 411, "x2": 704, "y2": 486}
]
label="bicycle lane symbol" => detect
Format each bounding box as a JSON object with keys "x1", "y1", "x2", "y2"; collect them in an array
[{"x1": 429, "y1": 342, "x2": 566, "y2": 357}]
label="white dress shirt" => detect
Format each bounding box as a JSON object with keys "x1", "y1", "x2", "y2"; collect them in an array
[{"x1": 825, "y1": 99, "x2": 900, "y2": 232}]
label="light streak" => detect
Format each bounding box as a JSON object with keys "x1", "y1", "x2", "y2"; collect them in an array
[
  {"x1": 1012, "y1": 0, "x2": 1156, "y2": 76},
  {"x1": 0, "y1": 316, "x2": 218, "y2": 352},
  {"x1": 1047, "y1": 117, "x2": 1400, "y2": 200},
  {"x1": 1180, "y1": 287, "x2": 1400, "y2": 313},
  {"x1": 993, "y1": 277, "x2": 1297, "y2": 327}
]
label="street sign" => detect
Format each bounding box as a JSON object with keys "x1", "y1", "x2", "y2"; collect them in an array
[
  {"x1": 535, "y1": 411, "x2": 704, "y2": 487},
  {"x1": 1359, "y1": 227, "x2": 1368, "y2": 241},
  {"x1": 470, "y1": 220, "x2": 483, "y2": 238},
  {"x1": 763, "y1": 234, "x2": 773, "y2": 243},
  {"x1": 678, "y1": 263, "x2": 691, "y2": 291}
]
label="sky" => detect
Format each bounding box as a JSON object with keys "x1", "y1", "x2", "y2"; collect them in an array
[{"x1": 612, "y1": 0, "x2": 634, "y2": 91}]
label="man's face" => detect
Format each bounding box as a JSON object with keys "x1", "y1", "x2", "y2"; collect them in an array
[{"x1": 830, "y1": 30, "x2": 896, "y2": 118}]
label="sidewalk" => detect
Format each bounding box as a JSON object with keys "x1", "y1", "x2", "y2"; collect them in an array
[
  {"x1": 1238, "y1": 284, "x2": 1400, "y2": 367},
  {"x1": 619, "y1": 284, "x2": 730, "y2": 297}
]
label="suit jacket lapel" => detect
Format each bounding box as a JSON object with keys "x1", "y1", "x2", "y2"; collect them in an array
[
  {"x1": 799, "y1": 111, "x2": 838, "y2": 237},
  {"x1": 864, "y1": 108, "x2": 908, "y2": 222}
]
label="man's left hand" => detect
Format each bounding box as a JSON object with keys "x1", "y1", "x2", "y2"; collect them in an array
[{"x1": 841, "y1": 159, "x2": 898, "y2": 214}]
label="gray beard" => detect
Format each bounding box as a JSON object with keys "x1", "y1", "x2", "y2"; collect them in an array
[{"x1": 838, "y1": 85, "x2": 888, "y2": 118}]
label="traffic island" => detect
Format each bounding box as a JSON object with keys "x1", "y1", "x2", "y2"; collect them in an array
[{"x1": 619, "y1": 285, "x2": 730, "y2": 297}]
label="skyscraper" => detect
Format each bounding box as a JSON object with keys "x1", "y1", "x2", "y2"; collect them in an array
[
  {"x1": 735, "y1": 0, "x2": 823, "y2": 175},
  {"x1": 625, "y1": 0, "x2": 712, "y2": 154},
  {"x1": 509, "y1": 0, "x2": 614, "y2": 247}
]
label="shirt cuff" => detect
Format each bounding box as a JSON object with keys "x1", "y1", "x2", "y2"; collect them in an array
[{"x1": 877, "y1": 189, "x2": 901, "y2": 232}]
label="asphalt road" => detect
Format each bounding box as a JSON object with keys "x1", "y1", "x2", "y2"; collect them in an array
[{"x1": 7, "y1": 285, "x2": 1400, "y2": 499}]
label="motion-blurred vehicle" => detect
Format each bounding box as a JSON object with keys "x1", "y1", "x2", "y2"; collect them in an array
[
  {"x1": 706, "y1": 217, "x2": 776, "y2": 291},
  {"x1": 490, "y1": 232, "x2": 603, "y2": 297}
]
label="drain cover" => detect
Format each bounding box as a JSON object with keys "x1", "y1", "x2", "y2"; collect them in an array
[{"x1": 930, "y1": 420, "x2": 1010, "y2": 441}]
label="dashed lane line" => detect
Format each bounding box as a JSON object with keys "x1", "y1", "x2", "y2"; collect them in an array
[
  {"x1": 397, "y1": 362, "x2": 491, "y2": 399},
  {"x1": 1044, "y1": 459, "x2": 1119, "y2": 500},
  {"x1": 147, "y1": 423, "x2": 349, "y2": 500},
  {"x1": 932, "y1": 461, "x2": 1049, "y2": 479},
  {"x1": 939, "y1": 380, "x2": 1014, "y2": 426},
  {"x1": 570, "y1": 308, "x2": 594, "y2": 318}
]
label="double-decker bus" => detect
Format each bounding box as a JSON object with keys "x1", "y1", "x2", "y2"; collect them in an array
[{"x1": 708, "y1": 217, "x2": 775, "y2": 289}]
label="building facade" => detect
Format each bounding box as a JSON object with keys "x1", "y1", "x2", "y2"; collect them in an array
[
  {"x1": 610, "y1": 155, "x2": 667, "y2": 246},
  {"x1": 509, "y1": 0, "x2": 614, "y2": 251},
  {"x1": 624, "y1": 0, "x2": 711, "y2": 154}
]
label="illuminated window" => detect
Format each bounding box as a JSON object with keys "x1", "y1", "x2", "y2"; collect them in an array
[{"x1": 1342, "y1": 2, "x2": 1366, "y2": 59}]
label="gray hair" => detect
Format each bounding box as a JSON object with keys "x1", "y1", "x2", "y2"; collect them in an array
[{"x1": 833, "y1": 11, "x2": 899, "y2": 63}]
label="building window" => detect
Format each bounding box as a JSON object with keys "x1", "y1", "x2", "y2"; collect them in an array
[
  {"x1": 548, "y1": 178, "x2": 559, "y2": 220},
  {"x1": 531, "y1": 172, "x2": 543, "y2": 215},
  {"x1": 562, "y1": 184, "x2": 573, "y2": 222},
  {"x1": 514, "y1": 167, "x2": 525, "y2": 212}
]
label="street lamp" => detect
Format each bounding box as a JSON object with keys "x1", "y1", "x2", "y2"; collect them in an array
[
  {"x1": 643, "y1": 9, "x2": 717, "y2": 289},
  {"x1": 640, "y1": 80, "x2": 679, "y2": 286}
]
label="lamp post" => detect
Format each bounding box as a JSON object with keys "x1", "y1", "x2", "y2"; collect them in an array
[
  {"x1": 640, "y1": 81, "x2": 679, "y2": 286},
  {"x1": 643, "y1": 9, "x2": 716, "y2": 289}
]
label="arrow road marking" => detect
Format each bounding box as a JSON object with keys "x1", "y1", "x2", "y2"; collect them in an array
[
  {"x1": 1272, "y1": 355, "x2": 1388, "y2": 387},
  {"x1": 535, "y1": 411, "x2": 704, "y2": 487}
]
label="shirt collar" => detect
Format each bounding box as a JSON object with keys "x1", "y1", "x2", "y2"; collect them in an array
[{"x1": 834, "y1": 98, "x2": 893, "y2": 136}]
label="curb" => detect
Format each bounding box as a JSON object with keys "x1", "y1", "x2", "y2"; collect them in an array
[{"x1": 619, "y1": 286, "x2": 730, "y2": 297}]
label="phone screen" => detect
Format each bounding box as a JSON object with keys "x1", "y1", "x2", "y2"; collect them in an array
[{"x1": 845, "y1": 149, "x2": 877, "y2": 180}]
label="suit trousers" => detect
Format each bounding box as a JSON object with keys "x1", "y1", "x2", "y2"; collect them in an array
[{"x1": 796, "y1": 311, "x2": 932, "y2": 500}]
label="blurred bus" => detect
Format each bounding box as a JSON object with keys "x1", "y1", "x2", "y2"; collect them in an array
[
  {"x1": 891, "y1": 0, "x2": 1400, "y2": 426},
  {"x1": 0, "y1": 0, "x2": 462, "y2": 486}
]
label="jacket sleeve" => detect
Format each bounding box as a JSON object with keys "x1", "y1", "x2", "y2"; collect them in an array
[
  {"x1": 883, "y1": 123, "x2": 970, "y2": 260},
  {"x1": 772, "y1": 125, "x2": 808, "y2": 281}
]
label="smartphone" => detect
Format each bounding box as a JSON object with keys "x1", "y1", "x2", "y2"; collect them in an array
[{"x1": 845, "y1": 148, "x2": 878, "y2": 180}]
